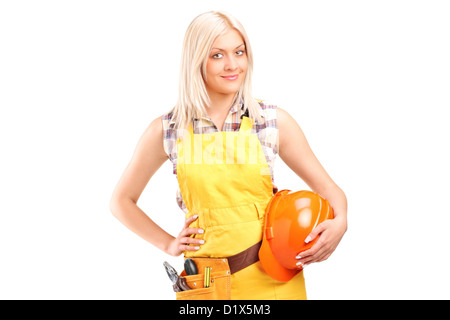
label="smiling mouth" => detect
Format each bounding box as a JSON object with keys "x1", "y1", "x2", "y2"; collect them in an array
[{"x1": 221, "y1": 74, "x2": 239, "y2": 81}]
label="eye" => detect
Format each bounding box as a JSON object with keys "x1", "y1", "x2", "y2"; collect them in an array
[
  {"x1": 236, "y1": 50, "x2": 245, "y2": 56},
  {"x1": 212, "y1": 53, "x2": 223, "y2": 59}
]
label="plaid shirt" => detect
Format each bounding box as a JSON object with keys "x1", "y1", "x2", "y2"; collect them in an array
[{"x1": 162, "y1": 100, "x2": 279, "y2": 214}]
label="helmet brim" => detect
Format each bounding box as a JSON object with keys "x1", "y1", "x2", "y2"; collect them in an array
[{"x1": 259, "y1": 237, "x2": 300, "y2": 282}]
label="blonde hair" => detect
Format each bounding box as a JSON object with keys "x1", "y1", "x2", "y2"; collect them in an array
[{"x1": 170, "y1": 11, "x2": 263, "y2": 131}]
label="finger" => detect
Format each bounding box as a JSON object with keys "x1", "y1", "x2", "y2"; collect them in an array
[
  {"x1": 180, "y1": 237, "x2": 205, "y2": 245},
  {"x1": 296, "y1": 244, "x2": 318, "y2": 259},
  {"x1": 298, "y1": 250, "x2": 324, "y2": 265},
  {"x1": 296, "y1": 249, "x2": 312, "y2": 259},
  {"x1": 299, "y1": 251, "x2": 322, "y2": 265},
  {"x1": 299, "y1": 242, "x2": 330, "y2": 265},
  {"x1": 296, "y1": 250, "x2": 318, "y2": 264},
  {"x1": 180, "y1": 244, "x2": 200, "y2": 251},
  {"x1": 184, "y1": 214, "x2": 198, "y2": 228},
  {"x1": 296, "y1": 234, "x2": 326, "y2": 259},
  {"x1": 298, "y1": 251, "x2": 324, "y2": 265},
  {"x1": 304, "y1": 220, "x2": 329, "y2": 244},
  {"x1": 295, "y1": 260, "x2": 314, "y2": 269},
  {"x1": 180, "y1": 227, "x2": 204, "y2": 237}
]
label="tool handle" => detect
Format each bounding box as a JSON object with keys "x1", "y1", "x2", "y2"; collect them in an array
[
  {"x1": 184, "y1": 259, "x2": 198, "y2": 275},
  {"x1": 204, "y1": 267, "x2": 211, "y2": 288}
]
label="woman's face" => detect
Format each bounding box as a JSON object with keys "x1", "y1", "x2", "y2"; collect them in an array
[{"x1": 205, "y1": 28, "x2": 248, "y2": 98}]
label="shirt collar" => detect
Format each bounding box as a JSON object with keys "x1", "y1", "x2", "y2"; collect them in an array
[{"x1": 168, "y1": 99, "x2": 264, "y2": 126}]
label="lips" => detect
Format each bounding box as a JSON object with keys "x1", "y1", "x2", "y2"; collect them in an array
[{"x1": 221, "y1": 74, "x2": 239, "y2": 81}]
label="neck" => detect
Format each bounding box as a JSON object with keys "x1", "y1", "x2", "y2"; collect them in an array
[{"x1": 206, "y1": 90, "x2": 237, "y2": 116}]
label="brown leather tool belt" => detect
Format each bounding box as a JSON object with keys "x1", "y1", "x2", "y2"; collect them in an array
[
  {"x1": 175, "y1": 241, "x2": 263, "y2": 299},
  {"x1": 226, "y1": 240, "x2": 262, "y2": 274}
]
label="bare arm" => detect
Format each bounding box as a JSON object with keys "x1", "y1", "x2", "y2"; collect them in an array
[
  {"x1": 109, "y1": 116, "x2": 204, "y2": 256},
  {"x1": 277, "y1": 107, "x2": 347, "y2": 266}
]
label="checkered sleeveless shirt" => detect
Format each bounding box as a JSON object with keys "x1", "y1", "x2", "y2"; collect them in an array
[{"x1": 162, "y1": 100, "x2": 279, "y2": 214}]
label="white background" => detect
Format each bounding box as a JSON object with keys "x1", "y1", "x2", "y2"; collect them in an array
[{"x1": 1, "y1": 0, "x2": 449, "y2": 300}]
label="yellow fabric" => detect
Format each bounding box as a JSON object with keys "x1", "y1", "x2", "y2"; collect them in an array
[{"x1": 176, "y1": 116, "x2": 306, "y2": 300}]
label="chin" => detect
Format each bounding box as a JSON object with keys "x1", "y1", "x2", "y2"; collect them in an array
[{"x1": 220, "y1": 84, "x2": 243, "y2": 95}]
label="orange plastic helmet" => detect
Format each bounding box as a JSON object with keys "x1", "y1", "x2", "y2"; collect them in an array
[{"x1": 259, "y1": 189, "x2": 334, "y2": 282}]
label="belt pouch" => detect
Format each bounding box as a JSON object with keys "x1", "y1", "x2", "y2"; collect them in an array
[{"x1": 175, "y1": 257, "x2": 231, "y2": 300}]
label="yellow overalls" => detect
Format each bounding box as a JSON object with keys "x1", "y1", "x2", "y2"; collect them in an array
[{"x1": 175, "y1": 115, "x2": 306, "y2": 300}]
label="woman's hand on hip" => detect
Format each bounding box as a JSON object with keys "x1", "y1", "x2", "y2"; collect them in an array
[{"x1": 167, "y1": 215, "x2": 205, "y2": 257}]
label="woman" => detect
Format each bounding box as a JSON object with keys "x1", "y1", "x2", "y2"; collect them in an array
[{"x1": 110, "y1": 11, "x2": 347, "y2": 300}]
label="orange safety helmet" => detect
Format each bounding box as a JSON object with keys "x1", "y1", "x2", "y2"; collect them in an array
[{"x1": 259, "y1": 189, "x2": 334, "y2": 282}]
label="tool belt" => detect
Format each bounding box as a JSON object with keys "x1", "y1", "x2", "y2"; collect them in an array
[{"x1": 174, "y1": 241, "x2": 261, "y2": 300}]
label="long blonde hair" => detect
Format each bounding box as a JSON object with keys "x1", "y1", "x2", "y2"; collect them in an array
[{"x1": 170, "y1": 11, "x2": 263, "y2": 131}]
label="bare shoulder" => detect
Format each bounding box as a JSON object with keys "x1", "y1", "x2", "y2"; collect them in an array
[
  {"x1": 276, "y1": 106, "x2": 304, "y2": 139},
  {"x1": 138, "y1": 115, "x2": 168, "y2": 161},
  {"x1": 276, "y1": 106, "x2": 299, "y2": 128},
  {"x1": 275, "y1": 106, "x2": 310, "y2": 160},
  {"x1": 142, "y1": 115, "x2": 164, "y2": 139}
]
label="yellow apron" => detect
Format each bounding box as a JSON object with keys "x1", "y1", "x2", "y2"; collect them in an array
[{"x1": 175, "y1": 116, "x2": 306, "y2": 300}]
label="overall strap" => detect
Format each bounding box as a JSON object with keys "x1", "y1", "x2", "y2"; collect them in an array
[{"x1": 239, "y1": 116, "x2": 253, "y2": 133}]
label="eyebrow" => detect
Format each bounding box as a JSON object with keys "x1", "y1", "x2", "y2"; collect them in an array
[{"x1": 211, "y1": 43, "x2": 245, "y2": 51}]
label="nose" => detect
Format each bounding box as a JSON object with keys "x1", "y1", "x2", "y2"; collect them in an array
[{"x1": 224, "y1": 55, "x2": 238, "y2": 71}]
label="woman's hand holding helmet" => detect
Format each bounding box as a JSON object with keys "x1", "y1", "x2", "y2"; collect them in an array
[{"x1": 295, "y1": 216, "x2": 347, "y2": 268}]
